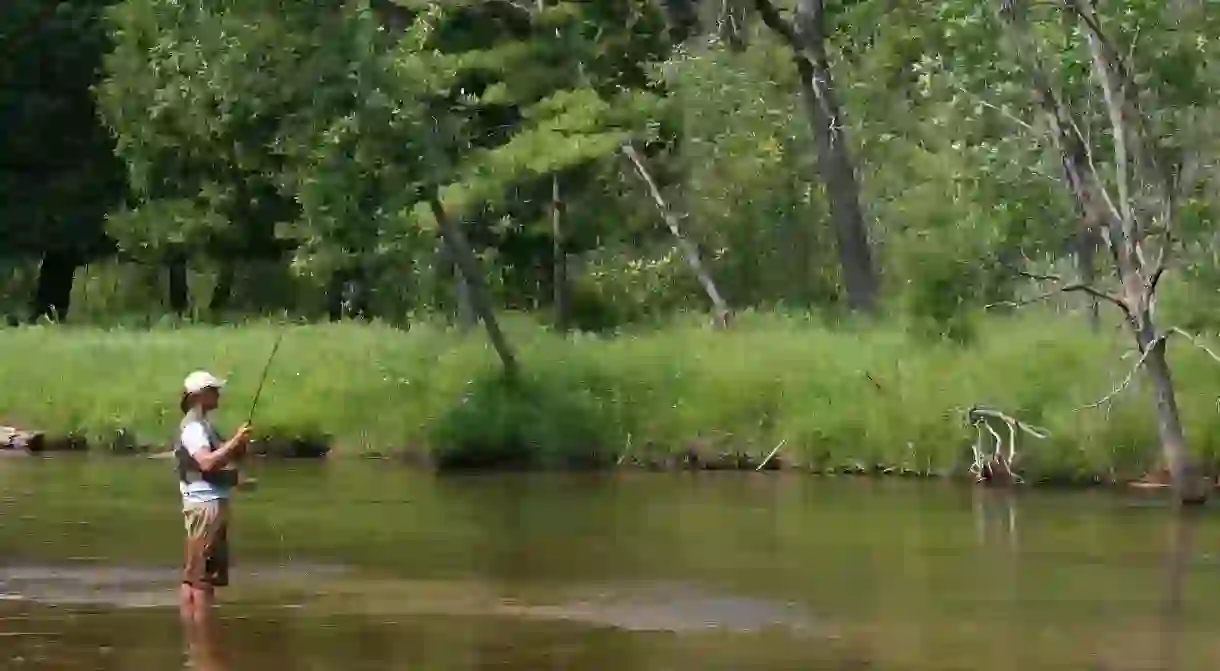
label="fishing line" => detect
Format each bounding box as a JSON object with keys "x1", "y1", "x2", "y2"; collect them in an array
[{"x1": 243, "y1": 332, "x2": 292, "y2": 570}]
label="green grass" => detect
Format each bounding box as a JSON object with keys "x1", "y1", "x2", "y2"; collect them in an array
[{"x1": 2, "y1": 311, "x2": 1220, "y2": 479}]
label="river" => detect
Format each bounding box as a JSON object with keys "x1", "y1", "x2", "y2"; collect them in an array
[{"x1": 0, "y1": 458, "x2": 1216, "y2": 669}]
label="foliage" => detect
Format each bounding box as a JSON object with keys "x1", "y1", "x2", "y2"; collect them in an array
[
  {"x1": 5, "y1": 0, "x2": 1220, "y2": 475},
  {"x1": 429, "y1": 373, "x2": 611, "y2": 470},
  {"x1": 6, "y1": 315, "x2": 1220, "y2": 479},
  {"x1": 0, "y1": 0, "x2": 126, "y2": 257}
]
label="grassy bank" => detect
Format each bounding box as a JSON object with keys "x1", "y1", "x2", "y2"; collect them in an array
[{"x1": 2, "y1": 312, "x2": 1220, "y2": 480}]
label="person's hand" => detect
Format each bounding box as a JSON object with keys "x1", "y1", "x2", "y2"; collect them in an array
[{"x1": 233, "y1": 423, "x2": 253, "y2": 446}]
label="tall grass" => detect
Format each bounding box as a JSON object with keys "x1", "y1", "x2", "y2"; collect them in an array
[{"x1": 2, "y1": 312, "x2": 1219, "y2": 479}]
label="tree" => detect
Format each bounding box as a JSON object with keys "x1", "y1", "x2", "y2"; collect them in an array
[
  {"x1": 752, "y1": 0, "x2": 879, "y2": 312},
  {"x1": 0, "y1": 0, "x2": 127, "y2": 321},
  {"x1": 966, "y1": 0, "x2": 1220, "y2": 503},
  {"x1": 98, "y1": 0, "x2": 316, "y2": 315}
]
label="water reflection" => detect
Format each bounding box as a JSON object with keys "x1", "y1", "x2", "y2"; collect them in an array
[
  {"x1": 1156, "y1": 510, "x2": 1194, "y2": 671},
  {"x1": 6, "y1": 463, "x2": 1220, "y2": 670},
  {"x1": 184, "y1": 613, "x2": 228, "y2": 671},
  {"x1": 972, "y1": 487, "x2": 1019, "y2": 550}
]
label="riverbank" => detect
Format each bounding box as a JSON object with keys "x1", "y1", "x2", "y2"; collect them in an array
[{"x1": 2, "y1": 313, "x2": 1220, "y2": 481}]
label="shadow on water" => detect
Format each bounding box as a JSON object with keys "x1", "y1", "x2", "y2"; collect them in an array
[{"x1": 1, "y1": 462, "x2": 1219, "y2": 669}]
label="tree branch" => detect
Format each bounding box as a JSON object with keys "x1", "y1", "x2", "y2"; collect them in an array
[
  {"x1": 752, "y1": 0, "x2": 801, "y2": 49},
  {"x1": 621, "y1": 143, "x2": 731, "y2": 322},
  {"x1": 1148, "y1": 262, "x2": 1167, "y2": 297},
  {"x1": 1077, "y1": 328, "x2": 1220, "y2": 412},
  {"x1": 990, "y1": 270, "x2": 1129, "y2": 315},
  {"x1": 1075, "y1": 333, "x2": 1165, "y2": 411},
  {"x1": 487, "y1": 0, "x2": 535, "y2": 16},
  {"x1": 1062, "y1": 108, "x2": 1123, "y2": 228},
  {"x1": 947, "y1": 81, "x2": 1033, "y2": 131},
  {"x1": 1168, "y1": 327, "x2": 1220, "y2": 366}
]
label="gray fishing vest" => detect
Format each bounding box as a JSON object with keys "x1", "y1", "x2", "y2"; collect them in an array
[{"x1": 175, "y1": 414, "x2": 239, "y2": 488}]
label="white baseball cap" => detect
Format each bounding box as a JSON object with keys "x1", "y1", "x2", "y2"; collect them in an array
[{"x1": 183, "y1": 370, "x2": 226, "y2": 394}]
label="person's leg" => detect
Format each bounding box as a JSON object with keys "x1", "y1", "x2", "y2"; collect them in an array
[
  {"x1": 206, "y1": 500, "x2": 231, "y2": 588},
  {"x1": 182, "y1": 501, "x2": 222, "y2": 622},
  {"x1": 179, "y1": 581, "x2": 193, "y2": 622},
  {"x1": 182, "y1": 504, "x2": 205, "y2": 621}
]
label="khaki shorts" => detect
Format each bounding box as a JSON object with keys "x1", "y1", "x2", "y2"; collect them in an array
[{"x1": 183, "y1": 499, "x2": 231, "y2": 588}]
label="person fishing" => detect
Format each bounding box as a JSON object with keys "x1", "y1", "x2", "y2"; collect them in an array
[{"x1": 176, "y1": 370, "x2": 252, "y2": 623}]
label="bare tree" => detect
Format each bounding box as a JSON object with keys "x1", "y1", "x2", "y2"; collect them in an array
[
  {"x1": 995, "y1": 0, "x2": 1212, "y2": 504},
  {"x1": 753, "y1": 0, "x2": 879, "y2": 313}
]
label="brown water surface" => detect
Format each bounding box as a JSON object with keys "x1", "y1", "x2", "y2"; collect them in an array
[{"x1": 0, "y1": 459, "x2": 1218, "y2": 669}]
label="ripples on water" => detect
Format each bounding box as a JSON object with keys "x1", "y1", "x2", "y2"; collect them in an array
[{"x1": 0, "y1": 463, "x2": 1216, "y2": 669}]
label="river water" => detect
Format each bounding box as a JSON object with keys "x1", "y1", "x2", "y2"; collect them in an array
[{"x1": 0, "y1": 458, "x2": 1217, "y2": 669}]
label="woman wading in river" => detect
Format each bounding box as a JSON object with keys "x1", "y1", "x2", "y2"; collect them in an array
[{"x1": 176, "y1": 370, "x2": 251, "y2": 623}]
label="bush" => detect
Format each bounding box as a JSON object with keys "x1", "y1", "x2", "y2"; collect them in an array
[{"x1": 428, "y1": 374, "x2": 610, "y2": 470}]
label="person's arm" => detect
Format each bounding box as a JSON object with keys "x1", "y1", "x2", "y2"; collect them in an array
[{"x1": 182, "y1": 422, "x2": 250, "y2": 473}]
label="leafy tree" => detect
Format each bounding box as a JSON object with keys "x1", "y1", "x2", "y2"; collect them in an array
[{"x1": 0, "y1": 0, "x2": 127, "y2": 321}]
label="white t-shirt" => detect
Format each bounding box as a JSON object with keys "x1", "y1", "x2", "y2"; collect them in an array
[{"x1": 179, "y1": 411, "x2": 232, "y2": 505}]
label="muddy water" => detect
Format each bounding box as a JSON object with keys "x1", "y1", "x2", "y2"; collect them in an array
[{"x1": 1, "y1": 460, "x2": 1219, "y2": 669}]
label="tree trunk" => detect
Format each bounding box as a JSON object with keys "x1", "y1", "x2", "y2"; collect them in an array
[
  {"x1": 753, "y1": 0, "x2": 879, "y2": 313},
  {"x1": 167, "y1": 250, "x2": 190, "y2": 316},
  {"x1": 792, "y1": 2, "x2": 878, "y2": 312},
  {"x1": 1076, "y1": 231, "x2": 1100, "y2": 331},
  {"x1": 433, "y1": 238, "x2": 473, "y2": 330},
  {"x1": 621, "y1": 144, "x2": 731, "y2": 326},
  {"x1": 326, "y1": 269, "x2": 345, "y2": 321},
  {"x1": 29, "y1": 249, "x2": 78, "y2": 322},
  {"x1": 718, "y1": 0, "x2": 748, "y2": 50},
  {"x1": 210, "y1": 262, "x2": 235, "y2": 313},
  {"x1": 1139, "y1": 327, "x2": 1207, "y2": 504},
  {"x1": 429, "y1": 194, "x2": 519, "y2": 383},
  {"x1": 455, "y1": 258, "x2": 475, "y2": 331},
  {"x1": 551, "y1": 175, "x2": 570, "y2": 332},
  {"x1": 326, "y1": 267, "x2": 370, "y2": 321}
]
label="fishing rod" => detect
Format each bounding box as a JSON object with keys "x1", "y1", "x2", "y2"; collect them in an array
[
  {"x1": 247, "y1": 332, "x2": 284, "y2": 425},
  {"x1": 243, "y1": 331, "x2": 290, "y2": 566}
]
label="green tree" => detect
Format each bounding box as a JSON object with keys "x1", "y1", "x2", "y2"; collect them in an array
[{"x1": 0, "y1": 0, "x2": 127, "y2": 321}]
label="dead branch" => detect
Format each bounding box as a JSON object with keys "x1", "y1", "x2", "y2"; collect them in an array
[
  {"x1": 988, "y1": 270, "x2": 1129, "y2": 315},
  {"x1": 1075, "y1": 333, "x2": 1165, "y2": 411},
  {"x1": 1168, "y1": 328, "x2": 1220, "y2": 366},
  {"x1": 1079, "y1": 8, "x2": 1137, "y2": 246},
  {"x1": 947, "y1": 80, "x2": 1034, "y2": 131},
  {"x1": 757, "y1": 439, "x2": 786, "y2": 471},
  {"x1": 1063, "y1": 110, "x2": 1124, "y2": 228},
  {"x1": 966, "y1": 406, "x2": 1050, "y2": 484},
  {"x1": 621, "y1": 143, "x2": 731, "y2": 322},
  {"x1": 1064, "y1": 0, "x2": 1163, "y2": 179},
  {"x1": 487, "y1": 0, "x2": 534, "y2": 16},
  {"x1": 1076, "y1": 328, "x2": 1220, "y2": 412}
]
